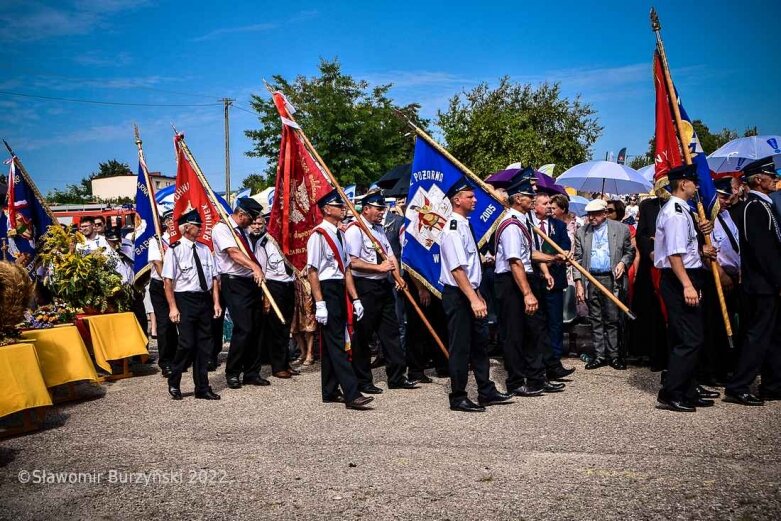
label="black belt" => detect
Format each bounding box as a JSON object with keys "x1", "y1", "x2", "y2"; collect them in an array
[
  {"x1": 220, "y1": 274, "x2": 252, "y2": 281},
  {"x1": 590, "y1": 271, "x2": 612, "y2": 276},
  {"x1": 175, "y1": 290, "x2": 211, "y2": 297}
]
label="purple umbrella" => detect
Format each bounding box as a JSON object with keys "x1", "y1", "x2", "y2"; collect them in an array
[{"x1": 485, "y1": 168, "x2": 567, "y2": 196}]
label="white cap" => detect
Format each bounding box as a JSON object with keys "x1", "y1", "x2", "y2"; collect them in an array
[{"x1": 584, "y1": 199, "x2": 608, "y2": 213}]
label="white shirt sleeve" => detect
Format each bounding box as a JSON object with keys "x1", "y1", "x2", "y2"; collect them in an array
[
  {"x1": 161, "y1": 247, "x2": 178, "y2": 281},
  {"x1": 440, "y1": 230, "x2": 468, "y2": 273},
  {"x1": 344, "y1": 225, "x2": 363, "y2": 258},
  {"x1": 306, "y1": 232, "x2": 322, "y2": 271},
  {"x1": 212, "y1": 222, "x2": 238, "y2": 254},
  {"x1": 148, "y1": 238, "x2": 162, "y2": 263}
]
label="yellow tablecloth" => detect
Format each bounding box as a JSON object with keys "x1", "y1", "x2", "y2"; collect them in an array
[
  {"x1": 21, "y1": 326, "x2": 99, "y2": 387},
  {"x1": 0, "y1": 343, "x2": 53, "y2": 419},
  {"x1": 85, "y1": 312, "x2": 149, "y2": 373}
]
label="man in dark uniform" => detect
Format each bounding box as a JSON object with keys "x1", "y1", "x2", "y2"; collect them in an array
[
  {"x1": 162, "y1": 210, "x2": 222, "y2": 400},
  {"x1": 307, "y1": 189, "x2": 373, "y2": 410},
  {"x1": 725, "y1": 156, "x2": 781, "y2": 405},
  {"x1": 212, "y1": 197, "x2": 266, "y2": 389},
  {"x1": 494, "y1": 176, "x2": 552, "y2": 396},
  {"x1": 654, "y1": 165, "x2": 716, "y2": 412},
  {"x1": 255, "y1": 212, "x2": 299, "y2": 379},
  {"x1": 345, "y1": 191, "x2": 418, "y2": 393},
  {"x1": 439, "y1": 176, "x2": 512, "y2": 412},
  {"x1": 148, "y1": 210, "x2": 177, "y2": 376}
]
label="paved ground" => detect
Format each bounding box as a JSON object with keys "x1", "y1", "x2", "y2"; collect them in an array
[{"x1": 1, "y1": 349, "x2": 780, "y2": 520}]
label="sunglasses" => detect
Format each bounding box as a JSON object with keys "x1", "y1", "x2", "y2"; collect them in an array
[{"x1": 607, "y1": 208, "x2": 616, "y2": 214}]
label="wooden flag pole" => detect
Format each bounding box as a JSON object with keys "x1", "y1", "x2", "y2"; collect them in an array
[
  {"x1": 263, "y1": 83, "x2": 449, "y2": 359},
  {"x1": 133, "y1": 125, "x2": 165, "y2": 276},
  {"x1": 651, "y1": 8, "x2": 734, "y2": 347},
  {"x1": 172, "y1": 128, "x2": 286, "y2": 325},
  {"x1": 3, "y1": 140, "x2": 59, "y2": 225},
  {"x1": 398, "y1": 114, "x2": 637, "y2": 320}
]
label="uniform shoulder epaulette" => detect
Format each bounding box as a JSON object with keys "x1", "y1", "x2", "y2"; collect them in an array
[
  {"x1": 674, "y1": 203, "x2": 683, "y2": 214},
  {"x1": 449, "y1": 219, "x2": 458, "y2": 230},
  {"x1": 170, "y1": 240, "x2": 181, "y2": 248},
  {"x1": 259, "y1": 236, "x2": 268, "y2": 247}
]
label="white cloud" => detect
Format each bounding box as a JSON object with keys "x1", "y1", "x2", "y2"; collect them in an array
[
  {"x1": 191, "y1": 9, "x2": 320, "y2": 42},
  {"x1": 72, "y1": 51, "x2": 133, "y2": 67}
]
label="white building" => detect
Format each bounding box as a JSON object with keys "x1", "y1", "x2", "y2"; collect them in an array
[{"x1": 91, "y1": 172, "x2": 175, "y2": 201}]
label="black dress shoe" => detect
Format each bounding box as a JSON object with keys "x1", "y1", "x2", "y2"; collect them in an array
[
  {"x1": 360, "y1": 385, "x2": 384, "y2": 394},
  {"x1": 585, "y1": 358, "x2": 608, "y2": 370},
  {"x1": 449, "y1": 398, "x2": 485, "y2": 412},
  {"x1": 226, "y1": 376, "x2": 242, "y2": 389},
  {"x1": 388, "y1": 379, "x2": 419, "y2": 390},
  {"x1": 511, "y1": 385, "x2": 544, "y2": 397},
  {"x1": 346, "y1": 396, "x2": 374, "y2": 410},
  {"x1": 243, "y1": 376, "x2": 271, "y2": 386},
  {"x1": 543, "y1": 381, "x2": 565, "y2": 393},
  {"x1": 686, "y1": 397, "x2": 714, "y2": 408},
  {"x1": 410, "y1": 375, "x2": 433, "y2": 384},
  {"x1": 609, "y1": 358, "x2": 627, "y2": 370},
  {"x1": 656, "y1": 397, "x2": 696, "y2": 412},
  {"x1": 478, "y1": 392, "x2": 514, "y2": 406},
  {"x1": 696, "y1": 386, "x2": 720, "y2": 399},
  {"x1": 168, "y1": 387, "x2": 183, "y2": 400},
  {"x1": 547, "y1": 366, "x2": 575, "y2": 380},
  {"x1": 723, "y1": 392, "x2": 764, "y2": 406},
  {"x1": 194, "y1": 388, "x2": 221, "y2": 400},
  {"x1": 323, "y1": 393, "x2": 345, "y2": 403}
]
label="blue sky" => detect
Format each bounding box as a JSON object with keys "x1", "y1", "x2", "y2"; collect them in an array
[{"x1": 1, "y1": 0, "x2": 777, "y2": 194}]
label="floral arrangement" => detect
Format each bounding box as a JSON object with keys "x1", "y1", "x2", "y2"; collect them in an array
[
  {"x1": 18, "y1": 300, "x2": 78, "y2": 329},
  {"x1": 38, "y1": 225, "x2": 134, "y2": 313}
]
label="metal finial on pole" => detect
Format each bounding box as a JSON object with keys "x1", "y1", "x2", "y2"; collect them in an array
[{"x1": 650, "y1": 7, "x2": 661, "y2": 32}]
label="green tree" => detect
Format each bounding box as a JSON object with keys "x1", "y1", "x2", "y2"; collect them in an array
[
  {"x1": 743, "y1": 126, "x2": 758, "y2": 137},
  {"x1": 244, "y1": 58, "x2": 429, "y2": 189},
  {"x1": 240, "y1": 173, "x2": 273, "y2": 194},
  {"x1": 436, "y1": 77, "x2": 602, "y2": 177}
]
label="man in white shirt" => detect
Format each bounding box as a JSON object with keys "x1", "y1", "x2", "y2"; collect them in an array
[
  {"x1": 212, "y1": 197, "x2": 266, "y2": 390},
  {"x1": 148, "y1": 210, "x2": 177, "y2": 376},
  {"x1": 439, "y1": 176, "x2": 511, "y2": 412},
  {"x1": 76, "y1": 215, "x2": 112, "y2": 255},
  {"x1": 345, "y1": 190, "x2": 417, "y2": 394},
  {"x1": 306, "y1": 189, "x2": 372, "y2": 410},
  {"x1": 162, "y1": 210, "x2": 222, "y2": 401}
]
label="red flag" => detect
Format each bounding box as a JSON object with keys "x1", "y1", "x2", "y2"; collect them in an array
[
  {"x1": 268, "y1": 91, "x2": 331, "y2": 271},
  {"x1": 170, "y1": 134, "x2": 220, "y2": 248},
  {"x1": 653, "y1": 51, "x2": 683, "y2": 185}
]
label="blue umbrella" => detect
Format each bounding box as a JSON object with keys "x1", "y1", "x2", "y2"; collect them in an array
[
  {"x1": 709, "y1": 135, "x2": 781, "y2": 160},
  {"x1": 557, "y1": 161, "x2": 651, "y2": 195},
  {"x1": 568, "y1": 195, "x2": 591, "y2": 217},
  {"x1": 637, "y1": 164, "x2": 655, "y2": 183}
]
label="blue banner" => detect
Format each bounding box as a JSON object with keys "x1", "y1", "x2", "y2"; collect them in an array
[
  {"x1": 677, "y1": 99, "x2": 719, "y2": 220},
  {"x1": 6, "y1": 160, "x2": 53, "y2": 268},
  {"x1": 133, "y1": 160, "x2": 159, "y2": 280},
  {"x1": 401, "y1": 138, "x2": 503, "y2": 296}
]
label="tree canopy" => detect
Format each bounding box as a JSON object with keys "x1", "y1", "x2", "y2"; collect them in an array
[
  {"x1": 244, "y1": 58, "x2": 429, "y2": 190},
  {"x1": 436, "y1": 78, "x2": 602, "y2": 177}
]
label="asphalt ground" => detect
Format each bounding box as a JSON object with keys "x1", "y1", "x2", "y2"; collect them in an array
[{"x1": 1, "y1": 347, "x2": 780, "y2": 520}]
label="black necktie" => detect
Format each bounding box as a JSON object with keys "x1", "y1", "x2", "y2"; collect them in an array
[
  {"x1": 192, "y1": 243, "x2": 208, "y2": 292},
  {"x1": 716, "y1": 213, "x2": 740, "y2": 254}
]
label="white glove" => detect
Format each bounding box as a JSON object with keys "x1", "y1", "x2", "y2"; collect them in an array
[
  {"x1": 353, "y1": 299, "x2": 364, "y2": 321},
  {"x1": 315, "y1": 301, "x2": 328, "y2": 325}
]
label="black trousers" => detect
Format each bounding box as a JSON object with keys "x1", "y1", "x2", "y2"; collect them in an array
[
  {"x1": 442, "y1": 285, "x2": 498, "y2": 404},
  {"x1": 319, "y1": 280, "x2": 360, "y2": 402},
  {"x1": 260, "y1": 280, "x2": 295, "y2": 373},
  {"x1": 700, "y1": 273, "x2": 739, "y2": 383},
  {"x1": 660, "y1": 268, "x2": 705, "y2": 402},
  {"x1": 531, "y1": 272, "x2": 560, "y2": 372},
  {"x1": 210, "y1": 291, "x2": 226, "y2": 363},
  {"x1": 149, "y1": 278, "x2": 178, "y2": 368},
  {"x1": 221, "y1": 275, "x2": 262, "y2": 378},
  {"x1": 168, "y1": 291, "x2": 213, "y2": 393},
  {"x1": 352, "y1": 278, "x2": 407, "y2": 387},
  {"x1": 495, "y1": 272, "x2": 546, "y2": 390},
  {"x1": 727, "y1": 293, "x2": 781, "y2": 395},
  {"x1": 403, "y1": 272, "x2": 449, "y2": 379}
]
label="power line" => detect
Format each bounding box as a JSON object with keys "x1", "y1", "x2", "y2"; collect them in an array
[{"x1": 0, "y1": 90, "x2": 222, "y2": 107}]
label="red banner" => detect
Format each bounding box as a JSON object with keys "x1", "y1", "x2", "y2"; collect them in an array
[
  {"x1": 268, "y1": 92, "x2": 331, "y2": 271},
  {"x1": 170, "y1": 135, "x2": 220, "y2": 249},
  {"x1": 653, "y1": 51, "x2": 683, "y2": 185}
]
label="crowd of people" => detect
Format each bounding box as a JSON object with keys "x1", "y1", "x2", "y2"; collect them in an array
[{"x1": 58, "y1": 154, "x2": 781, "y2": 414}]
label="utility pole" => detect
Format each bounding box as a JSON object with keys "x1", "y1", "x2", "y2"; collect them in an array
[{"x1": 222, "y1": 98, "x2": 235, "y2": 201}]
